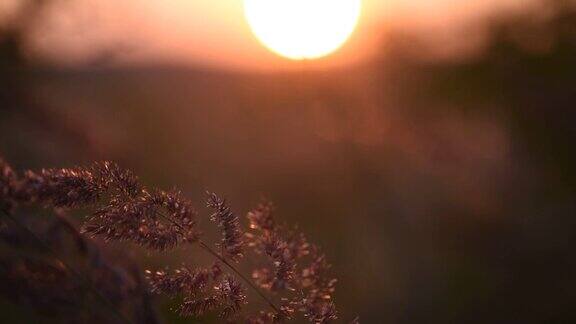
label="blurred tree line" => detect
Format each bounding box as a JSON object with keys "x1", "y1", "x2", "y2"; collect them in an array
[{"x1": 375, "y1": 1, "x2": 576, "y2": 322}]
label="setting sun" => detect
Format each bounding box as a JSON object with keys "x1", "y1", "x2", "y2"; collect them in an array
[{"x1": 244, "y1": 0, "x2": 362, "y2": 60}]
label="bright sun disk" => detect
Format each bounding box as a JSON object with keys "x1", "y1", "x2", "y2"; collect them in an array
[{"x1": 244, "y1": 0, "x2": 362, "y2": 60}]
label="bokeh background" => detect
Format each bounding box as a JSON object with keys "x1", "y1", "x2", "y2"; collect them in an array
[{"x1": 1, "y1": 0, "x2": 576, "y2": 322}]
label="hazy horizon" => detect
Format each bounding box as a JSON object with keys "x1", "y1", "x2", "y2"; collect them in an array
[{"x1": 1, "y1": 0, "x2": 545, "y2": 71}]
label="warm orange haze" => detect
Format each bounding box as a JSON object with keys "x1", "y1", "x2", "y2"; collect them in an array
[
  {"x1": 244, "y1": 0, "x2": 362, "y2": 60},
  {"x1": 0, "y1": 0, "x2": 535, "y2": 70}
]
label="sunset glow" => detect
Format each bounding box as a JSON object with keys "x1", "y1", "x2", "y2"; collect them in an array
[{"x1": 244, "y1": 0, "x2": 362, "y2": 60}]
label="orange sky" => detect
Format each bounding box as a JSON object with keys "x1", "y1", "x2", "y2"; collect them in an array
[{"x1": 2, "y1": 0, "x2": 541, "y2": 70}]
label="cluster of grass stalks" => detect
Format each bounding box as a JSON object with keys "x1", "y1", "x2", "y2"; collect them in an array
[{"x1": 0, "y1": 157, "x2": 344, "y2": 323}]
